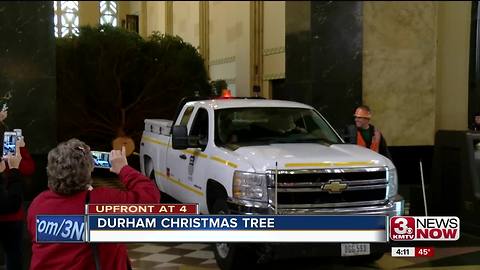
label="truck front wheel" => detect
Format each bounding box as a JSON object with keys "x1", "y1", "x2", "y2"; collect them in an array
[{"x1": 212, "y1": 199, "x2": 259, "y2": 270}]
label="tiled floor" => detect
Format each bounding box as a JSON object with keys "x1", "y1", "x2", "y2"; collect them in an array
[
  {"x1": 128, "y1": 243, "x2": 218, "y2": 269},
  {"x1": 126, "y1": 242, "x2": 480, "y2": 270},
  {"x1": 2, "y1": 239, "x2": 480, "y2": 270},
  {"x1": 1, "y1": 175, "x2": 479, "y2": 270},
  {"x1": 124, "y1": 243, "x2": 480, "y2": 270}
]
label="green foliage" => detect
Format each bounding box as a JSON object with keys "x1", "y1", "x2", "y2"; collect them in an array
[{"x1": 56, "y1": 25, "x2": 210, "y2": 151}]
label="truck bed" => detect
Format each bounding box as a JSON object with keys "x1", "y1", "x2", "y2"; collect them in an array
[{"x1": 144, "y1": 119, "x2": 173, "y2": 136}]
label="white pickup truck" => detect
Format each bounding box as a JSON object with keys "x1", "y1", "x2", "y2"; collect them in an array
[{"x1": 140, "y1": 97, "x2": 404, "y2": 269}]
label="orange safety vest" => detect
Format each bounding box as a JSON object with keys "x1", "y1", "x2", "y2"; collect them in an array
[{"x1": 356, "y1": 128, "x2": 381, "y2": 153}]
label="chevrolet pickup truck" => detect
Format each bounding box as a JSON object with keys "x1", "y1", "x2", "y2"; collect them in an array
[{"x1": 140, "y1": 96, "x2": 404, "y2": 269}]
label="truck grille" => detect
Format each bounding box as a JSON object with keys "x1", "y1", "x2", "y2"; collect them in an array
[{"x1": 269, "y1": 167, "x2": 388, "y2": 208}]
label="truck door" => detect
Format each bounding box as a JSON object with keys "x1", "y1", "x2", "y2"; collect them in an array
[
  {"x1": 165, "y1": 106, "x2": 195, "y2": 200},
  {"x1": 179, "y1": 107, "x2": 210, "y2": 204}
]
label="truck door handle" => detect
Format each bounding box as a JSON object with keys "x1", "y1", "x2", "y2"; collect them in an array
[{"x1": 179, "y1": 154, "x2": 187, "y2": 160}]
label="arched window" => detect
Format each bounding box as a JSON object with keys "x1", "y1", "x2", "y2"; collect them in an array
[
  {"x1": 53, "y1": 1, "x2": 79, "y2": 37},
  {"x1": 100, "y1": 1, "x2": 118, "y2": 27}
]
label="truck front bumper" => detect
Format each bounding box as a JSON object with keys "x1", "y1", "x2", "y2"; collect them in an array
[
  {"x1": 225, "y1": 197, "x2": 404, "y2": 261},
  {"x1": 227, "y1": 195, "x2": 404, "y2": 217}
]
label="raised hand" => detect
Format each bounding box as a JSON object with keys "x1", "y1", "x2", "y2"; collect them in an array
[
  {"x1": 6, "y1": 146, "x2": 22, "y2": 169},
  {"x1": 109, "y1": 145, "x2": 128, "y2": 174}
]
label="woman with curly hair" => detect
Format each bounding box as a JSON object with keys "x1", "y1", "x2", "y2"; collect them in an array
[{"x1": 27, "y1": 138, "x2": 160, "y2": 270}]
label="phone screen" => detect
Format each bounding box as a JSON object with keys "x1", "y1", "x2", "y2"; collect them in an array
[
  {"x1": 3, "y1": 132, "x2": 17, "y2": 156},
  {"x1": 91, "y1": 151, "x2": 111, "y2": 169}
]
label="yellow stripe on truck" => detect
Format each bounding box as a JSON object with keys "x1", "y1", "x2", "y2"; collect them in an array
[
  {"x1": 142, "y1": 136, "x2": 168, "y2": 147},
  {"x1": 332, "y1": 161, "x2": 376, "y2": 166},
  {"x1": 155, "y1": 171, "x2": 203, "y2": 197},
  {"x1": 182, "y1": 149, "x2": 208, "y2": 159},
  {"x1": 210, "y1": 156, "x2": 238, "y2": 168}
]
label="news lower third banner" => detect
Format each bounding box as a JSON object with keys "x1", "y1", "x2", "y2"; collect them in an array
[
  {"x1": 36, "y1": 215, "x2": 388, "y2": 243},
  {"x1": 36, "y1": 215, "x2": 86, "y2": 243}
]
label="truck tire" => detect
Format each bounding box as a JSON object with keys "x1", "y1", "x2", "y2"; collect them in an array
[
  {"x1": 148, "y1": 170, "x2": 163, "y2": 195},
  {"x1": 149, "y1": 170, "x2": 177, "y2": 203},
  {"x1": 211, "y1": 199, "x2": 258, "y2": 270}
]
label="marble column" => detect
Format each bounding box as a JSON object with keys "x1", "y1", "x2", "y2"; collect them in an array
[
  {"x1": 470, "y1": 2, "x2": 480, "y2": 122},
  {"x1": 284, "y1": 1, "x2": 362, "y2": 131},
  {"x1": 0, "y1": 1, "x2": 56, "y2": 154},
  {"x1": 0, "y1": 1, "x2": 56, "y2": 199}
]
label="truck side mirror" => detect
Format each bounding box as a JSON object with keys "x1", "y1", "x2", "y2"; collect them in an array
[{"x1": 172, "y1": 125, "x2": 189, "y2": 150}]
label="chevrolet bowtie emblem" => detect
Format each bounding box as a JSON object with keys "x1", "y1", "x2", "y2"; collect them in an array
[{"x1": 322, "y1": 180, "x2": 348, "y2": 193}]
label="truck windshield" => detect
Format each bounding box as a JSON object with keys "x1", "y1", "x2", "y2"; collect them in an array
[{"x1": 215, "y1": 107, "x2": 343, "y2": 147}]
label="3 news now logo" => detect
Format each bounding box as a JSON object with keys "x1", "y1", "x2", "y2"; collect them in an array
[{"x1": 390, "y1": 216, "x2": 460, "y2": 241}]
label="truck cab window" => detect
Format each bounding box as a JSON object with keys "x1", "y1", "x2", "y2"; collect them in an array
[
  {"x1": 215, "y1": 107, "x2": 342, "y2": 147},
  {"x1": 180, "y1": 106, "x2": 194, "y2": 126},
  {"x1": 189, "y1": 108, "x2": 209, "y2": 146}
]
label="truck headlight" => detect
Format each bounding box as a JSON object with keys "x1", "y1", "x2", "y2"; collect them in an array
[
  {"x1": 386, "y1": 167, "x2": 398, "y2": 199},
  {"x1": 233, "y1": 171, "x2": 268, "y2": 202}
]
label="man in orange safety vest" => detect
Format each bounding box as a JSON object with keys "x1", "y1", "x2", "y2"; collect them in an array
[{"x1": 345, "y1": 105, "x2": 391, "y2": 160}]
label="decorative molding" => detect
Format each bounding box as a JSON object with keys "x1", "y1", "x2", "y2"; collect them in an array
[
  {"x1": 165, "y1": 1, "x2": 173, "y2": 35},
  {"x1": 199, "y1": 1, "x2": 209, "y2": 73},
  {"x1": 209, "y1": 56, "x2": 236, "y2": 66},
  {"x1": 250, "y1": 1, "x2": 264, "y2": 95},
  {"x1": 263, "y1": 46, "x2": 285, "y2": 56},
  {"x1": 140, "y1": 1, "x2": 147, "y2": 37},
  {"x1": 263, "y1": 73, "x2": 285, "y2": 80}
]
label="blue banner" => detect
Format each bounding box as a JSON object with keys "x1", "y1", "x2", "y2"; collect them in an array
[
  {"x1": 36, "y1": 215, "x2": 85, "y2": 242},
  {"x1": 88, "y1": 215, "x2": 386, "y2": 231}
]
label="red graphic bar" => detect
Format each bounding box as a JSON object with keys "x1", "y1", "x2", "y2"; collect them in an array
[
  {"x1": 415, "y1": 247, "x2": 435, "y2": 257},
  {"x1": 86, "y1": 204, "x2": 198, "y2": 214}
]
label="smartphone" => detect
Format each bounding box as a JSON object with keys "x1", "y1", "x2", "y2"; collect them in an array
[
  {"x1": 3, "y1": 132, "x2": 17, "y2": 156},
  {"x1": 13, "y1": 129, "x2": 22, "y2": 137},
  {"x1": 91, "y1": 151, "x2": 111, "y2": 169},
  {"x1": 14, "y1": 129, "x2": 23, "y2": 141}
]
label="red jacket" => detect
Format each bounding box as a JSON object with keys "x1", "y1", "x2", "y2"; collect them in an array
[
  {"x1": 27, "y1": 165, "x2": 161, "y2": 270},
  {"x1": 0, "y1": 146, "x2": 36, "y2": 221}
]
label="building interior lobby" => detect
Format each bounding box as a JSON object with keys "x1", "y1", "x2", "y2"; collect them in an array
[{"x1": 1, "y1": 1, "x2": 480, "y2": 270}]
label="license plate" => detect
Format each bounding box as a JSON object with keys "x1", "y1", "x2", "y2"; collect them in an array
[{"x1": 341, "y1": 243, "x2": 370, "y2": 256}]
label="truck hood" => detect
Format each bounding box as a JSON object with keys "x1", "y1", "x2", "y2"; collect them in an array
[{"x1": 232, "y1": 143, "x2": 393, "y2": 171}]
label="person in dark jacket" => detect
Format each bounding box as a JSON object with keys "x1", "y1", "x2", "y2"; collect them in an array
[
  {"x1": 345, "y1": 105, "x2": 392, "y2": 160},
  {"x1": 27, "y1": 138, "x2": 160, "y2": 270},
  {"x1": 471, "y1": 112, "x2": 480, "y2": 131},
  {"x1": 0, "y1": 111, "x2": 35, "y2": 270},
  {"x1": 0, "y1": 150, "x2": 23, "y2": 214}
]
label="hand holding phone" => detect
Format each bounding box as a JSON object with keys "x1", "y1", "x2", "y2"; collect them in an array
[
  {"x1": 91, "y1": 151, "x2": 111, "y2": 169},
  {"x1": 3, "y1": 132, "x2": 17, "y2": 157},
  {"x1": 109, "y1": 146, "x2": 128, "y2": 174},
  {"x1": 16, "y1": 136, "x2": 25, "y2": 148},
  {"x1": 5, "y1": 149, "x2": 22, "y2": 169}
]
